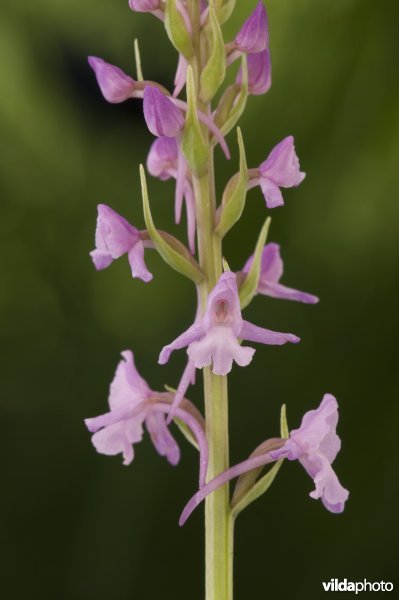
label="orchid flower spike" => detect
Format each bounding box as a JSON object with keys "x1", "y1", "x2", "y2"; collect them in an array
[
  {"x1": 159, "y1": 271, "x2": 299, "y2": 377},
  {"x1": 143, "y1": 86, "x2": 185, "y2": 138},
  {"x1": 147, "y1": 137, "x2": 196, "y2": 252},
  {"x1": 88, "y1": 56, "x2": 138, "y2": 103},
  {"x1": 249, "y1": 136, "x2": 306, "y2": 208},
  {"x1": 242, "y1": 243, "x2": 319, "y2": 304},
  {"x1": 90, "y1": 204, "x2": 153, "y2": 283},
  {"x1": 85, "y1": 351, "x2": 180, "y2": 466},
  {"x1": 236, "y1": 48, "x2": 272, "y2": 96},
  {"x1": 179, "y1": 395, "x2": 348, "y2": 525},
  {"x1": 271, "y1": 394, "x2": 349, "y2": 513}
]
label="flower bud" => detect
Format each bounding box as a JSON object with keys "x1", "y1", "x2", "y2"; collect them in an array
[
  {"x1": 237, "y1": 48, "x2": 271, "y2": 96},
  {"x1": 199, "y1": 0, "x2": 226, "y2": 103},
  {"x1": 88, "y1": 56, "x2": 136, "y2": 103},
  {"x1": 165, "y1": 0, "x2": 194, "y2": 59},
  {"x1": 235, "y1": 1, "x2": 268, "y2": 54},
  {"x1": 143, "y1": 87, "x2": 184, "y2": 137},
  {"x1": 147, "y1": 137, "x2": 179, "y2": 180},
  {"x1": 129, "y1": 0, "x2": 160, "y2": 11}
]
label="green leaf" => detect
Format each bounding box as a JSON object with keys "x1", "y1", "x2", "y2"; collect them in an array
[
  {"x1": 134, "y1": 39, "x2": 144, "y2": 82},
  {"x1": 140, "y1": 165, "x2": 204, "y2": 283},
  {"x1": 215, "y1": 0, "x2": 236, "y2": 24},
  {"x1": 174, "y1": 417, "x2": 199, "y2": 451},
  {"x1": 165, "y1": 0, "x2": 194, "y2": 59},
  {"x1": 215, "y1": 55, "x2": 248, "y2": 136},
  {"x1": 238, "y1": 217, "x2": 271, "y2": 309},
  {"x1": 200, "y1": 0, "x2": 226, "y2": 103},
  {"x1": 231, "y1": 459, "x2": 284, "y2": 520},
  {"x1": 280, "y1": 403, "x2": 289, "y2": 440},
  {"x1": 182, "y1": 66, "x2": 209, "y2": 175},
  {"x1": 215, "y1": 127, "x2": 248, "y2": 237},
  {"x1": 231, "y1": 405, "x2": 290, "y2": 519}
]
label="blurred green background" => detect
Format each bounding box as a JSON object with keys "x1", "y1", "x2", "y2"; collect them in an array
[{"x1": 1, "y1": 0, "x2": 398, "y2": 598}]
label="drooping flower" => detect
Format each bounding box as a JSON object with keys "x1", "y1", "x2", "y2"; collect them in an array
[
  {"x1": 237, "y1": 48, "x2": 272, "y2": 96},
  {"x1": 88, "y1": 56, "x2": 137, "y2": 103},
  {"x1": 242, "y1": 243, "x2": 319, "y2": 304},
  {"x1": 179, "y1": 395, "x2": 348, "y2": 525},
  {"x1": 235, "y1": 1, "x2": 269, "y2": 54},
  {"x1": 85, "y1": 351, "x2": 209, "y2": 485},
  {"x1": 159, "y1": 272, "x2": 299, "y2": 378},
  {"x1": 250, "y1": 136, "x2": 306, "y2": 208},
  {"x1": 270, "y1": 394, "x2": 349, "y2": 513},
  {"x1": 143, "y1": 86, "x2": 185, "y2": 138},
  {"x1": 85, "y1": 350, "x2": 173, "y2": 466},
  {"x1": 147, "y1": 136, "x2": 196, "y2": 252},
  {"x1": 90, "y1": 204, "x2": 153, "y2": 282}
]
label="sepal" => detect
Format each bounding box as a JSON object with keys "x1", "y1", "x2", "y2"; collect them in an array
[
  {"x1": 140, "y1": 165, "x2": 204, "y2": 283},
  {"x1": 214, "y1": 55, "x2": 248, "y2": 135},
  {"x1": 231, "y1": 404, "x2": 289, "y2": 519},
  {"x1": 165, "y1": 0, "x2": 194, "y2": 59},
  {"x1": 238, "y1": 217, "x2": 271, "y2": 309},
  {"x1": 199, "y1": 0, "x2": 226, "y2": 103},
  {"x1": 182, "y1": 67, "x2": 209, "y2": 175},
  {"x1": 215, "y1": 128, "x2": 248, "y2": 237}
]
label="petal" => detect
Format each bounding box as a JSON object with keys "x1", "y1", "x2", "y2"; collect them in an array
[
  {"x1": 94, "y1": 204, "x2": 139, "y2": 259},
  {"x1": 128, "y1": 240, "x2": 153, "y2": 282},
  {"x1": 240, "y1": 320, "x2": 300, "y2": 345},
  {"x1": 129, "y1": 0, "x2": 160, "y2": 11},
  {"x1": 259, "y1": 136, "x2": 306, "y2": 188},
  {"x1": 260, "y1": 243, "x2": 284, "y2": 282},
  {"x1": 91, "y1": 417, "x2": 144, "y2": 466},
  {"x1": 261, "y1": 282, "x2": 319, "y2": 304},
  {"x1": 237, "y1": 48, "x2": 272, "y2": 96},
  {"x1": 290, "y1": 394, "x2": 341, "y2": 461},
  {"x1": 109, "y1": 350, "x2": 151, "y2": 411},
  {"x1": 88, "y1": 56, "x2": 136, "y2": 104},
  {"x1": 305, "y1": 453, "x2": 349, "y2": 513},
  {"x1": 159, "y1": 320, "x2": 207, "y2": 364},
  {"x1": 173, "y1": 54, "x2": 188, "y2": 97},
  {"x1": 146, "y1": 412, "x2": 180, "y2": 466},
  {"x1": 90, "y1": 249, "x2": 113, "y2": 270},
  {"x1": 259, "y1": 177, "x2": 284, "y2": 208},
  {"x1": 187, "y1": 325, "x2": 255, "y2": 376},
  {"x1": 143, "y1": 87, "x2": 184, "y2": 138},
  {"x1": 147, "y1": 136, "x2": 178, "y2": 180},
  {"x1": 242, "y1": 242, "x2": 283, "y2": 281},
  {"x1": 204, "y1": 272, "x2": 243, "y2": 336},
  {"x1": 235, "y1": 1, "x2": 269, "y2": 54}
]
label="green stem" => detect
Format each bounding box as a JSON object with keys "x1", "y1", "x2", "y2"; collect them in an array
[{"x1": 193, "y1": 159, "x2": 234, "y2": 600}]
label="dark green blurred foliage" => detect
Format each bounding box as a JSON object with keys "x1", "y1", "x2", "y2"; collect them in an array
[{"x1": 1, "y1": 0, "x2": 398, "y2": 598}]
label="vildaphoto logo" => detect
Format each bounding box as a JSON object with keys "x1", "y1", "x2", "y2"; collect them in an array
[{"x1": 322, "y1": 579, "x2": 394, "y2": 594}]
